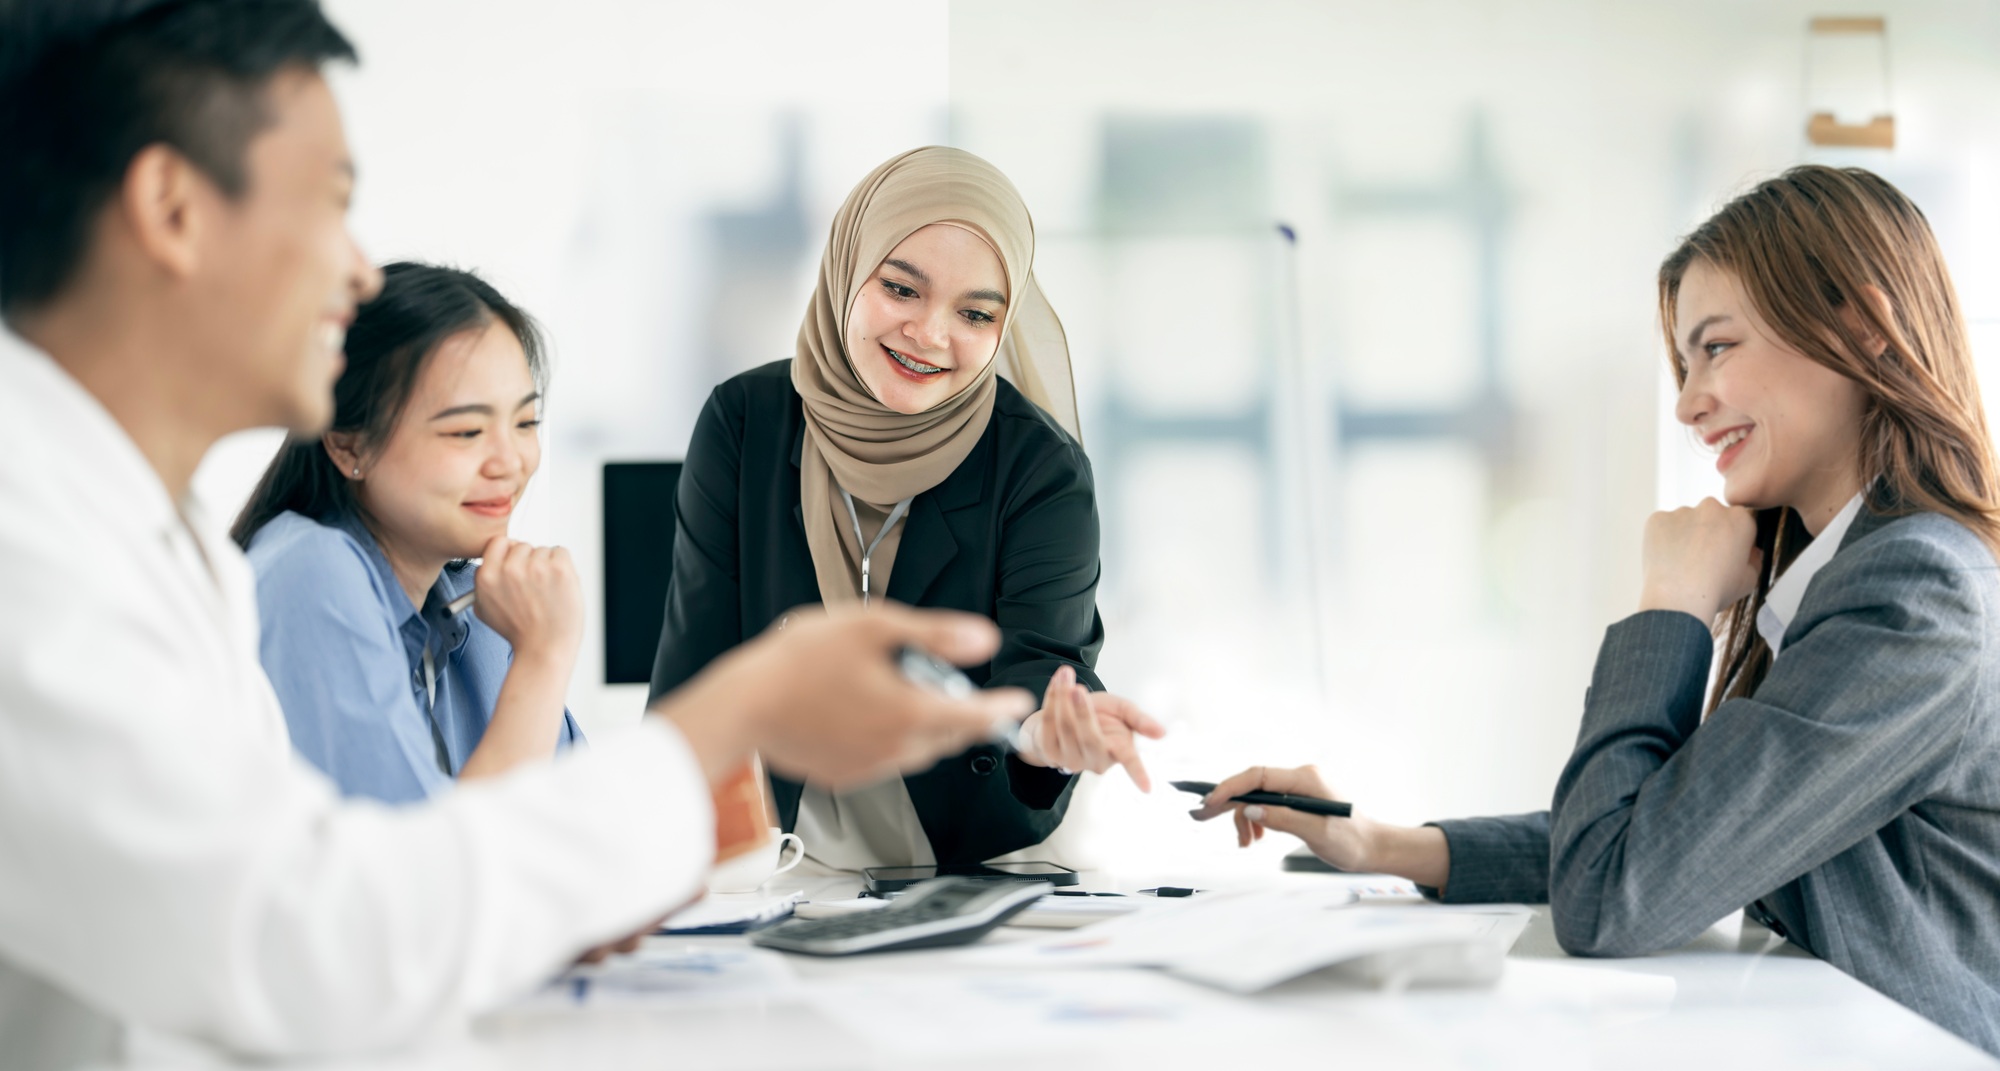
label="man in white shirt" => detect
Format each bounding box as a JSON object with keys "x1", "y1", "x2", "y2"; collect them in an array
[{"x1": 0, "y1": 3, "x2": 1028, "y2": 1066}]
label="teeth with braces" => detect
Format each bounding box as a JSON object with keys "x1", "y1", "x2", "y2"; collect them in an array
[
  {"x1": 887, "y1": 347, "x2": 945, "y2": 375},
  {"x1": 1713, "y1": 427, "x2": 1751, "y2": 452}
]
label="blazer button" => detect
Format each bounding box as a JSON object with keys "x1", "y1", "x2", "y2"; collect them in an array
[{"x1": 969, "y1": 754, "x2": 998, "y2": 776}]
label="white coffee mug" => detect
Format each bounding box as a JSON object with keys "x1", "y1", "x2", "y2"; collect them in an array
[{"x1": 706, "y1": 827, "x2": 805, "y2": 893}]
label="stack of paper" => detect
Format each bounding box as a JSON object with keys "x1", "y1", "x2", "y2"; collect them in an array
[
  {"x1": 1011, "y1": 895, "x2": 1148, "y2": 928},
  {"x1": 793, "y1": 893, "x2": 1150, "y2": 930},
  {"x1": 527, "y1": 946, "x2": 800, "y2": 1007},
  {"x1": 807, "y1": 969, "x2": 1314, "y2": 1055},
  {"x1": 657, "y1": 891, "x2": 800, "y2": 935},
  {"x1": 965, "y1": 886, "x2": 1531, "y2": 993}
]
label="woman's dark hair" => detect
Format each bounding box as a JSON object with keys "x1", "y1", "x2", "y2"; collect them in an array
[{"x1": 230, "y1": 261, "x2": 547, "y2": 549}]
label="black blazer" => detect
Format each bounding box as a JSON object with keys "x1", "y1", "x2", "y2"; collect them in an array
[{"x1": 648, "y1": 360, "x2": 1106, "y2": 865}]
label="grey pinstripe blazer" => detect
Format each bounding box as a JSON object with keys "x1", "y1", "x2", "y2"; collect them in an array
[{"x1": 1428, "y1": 503, "x2": 2000, "y2": 1055}]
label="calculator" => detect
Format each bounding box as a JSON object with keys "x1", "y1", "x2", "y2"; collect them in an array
[{"x1": 750, "y1": 877, "x2": 1051, "y2": 956}]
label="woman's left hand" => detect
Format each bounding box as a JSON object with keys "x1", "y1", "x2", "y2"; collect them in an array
[
  {"x1": 1013, "y1": 665, "x2": 1167, "y2": 791},
  {"x1": 1639, "y1": 497, "x2": 1762, "y2": 622}
]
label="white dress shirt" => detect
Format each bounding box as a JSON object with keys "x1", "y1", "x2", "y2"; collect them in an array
[
  {"x1": 0, "y1": 329, "x2": 714, "y2": 1064},
  {"x1": 1755, "y1": 492, "x2": 1867, "y2": 657}
]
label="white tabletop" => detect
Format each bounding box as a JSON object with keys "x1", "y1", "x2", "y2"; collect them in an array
[{"x1": 124, "y1": 870, "x2": 1998, "y2": 1070}]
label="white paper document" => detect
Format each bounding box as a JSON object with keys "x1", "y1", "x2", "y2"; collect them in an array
[
  {"x1": 790, "y1": 896, "x2": 892, "y2": 920},
  {"x1": 965, "y1": 886, "x2": 1531, "y2": 993},
  {"x1": 795, "y1": 892, "x2": 1150, "y2": 929},
  {"x1": 657, "y1": 891, "x2": 801, "y2": 933},
  {"x1": 1009, "y1": 895, "x2": 1149, "y2": 928},
  {"x1": 523, "y1": 945, "x2": 800, "y2": 1007},
  {"x1": 1317, "y1": 873, "x2": 1425, "y2": 900},
  {"x1": 807, "y1": 969, "x2": 1310, "y2": 1054}
]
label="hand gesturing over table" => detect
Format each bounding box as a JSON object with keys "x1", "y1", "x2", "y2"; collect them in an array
[{"x1": 1011, "y1": 665, "x2": 1166, "y2": 791}]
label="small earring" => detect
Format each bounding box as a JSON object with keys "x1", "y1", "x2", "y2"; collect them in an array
[{"x1": 352, "y1": 468, "x2": 361, "y2": 478}]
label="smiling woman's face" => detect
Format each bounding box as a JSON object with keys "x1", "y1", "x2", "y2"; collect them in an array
[
  {"x1": 844, "y1": 223, "x2": 1009, "y2": 414},
  {"x1": 1672, "y1": 260, "x2": 1868, "y2": 521},
  {"x1": 351, "y1": 321, "x2": 542, "y2": 563}
]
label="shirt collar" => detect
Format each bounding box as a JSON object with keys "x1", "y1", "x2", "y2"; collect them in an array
[
  {"x1": 328, "y1": 509, "x2": 473, "y2": 655},
  {"x1": 1, "y1": 324, "x2": 184, "y2": 544},
  {"x1": 423, "y1": 564, "x2": 475, "y2": 655},
  {"x1": 1756, "y1": 492, "x2": 1867, "y2": 657}
]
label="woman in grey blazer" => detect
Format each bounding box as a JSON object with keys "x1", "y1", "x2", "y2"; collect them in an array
[{"x1": 1195, "y1": 165, "x2": 2000, "y2": 1056}]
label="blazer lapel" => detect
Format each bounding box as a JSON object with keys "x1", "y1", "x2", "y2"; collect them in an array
[
  {"x1": 798, "y1": 401, "x2": 992, "y2": 606},
  {"x1": 885, "y1": 493, "x2": 958, "y2": 606},
  {"x1": 1843, "y1": 499, "x2": 1893, "y2": 551},
  {"x1": 793, "y1": 479, "x2": 962, "y2": 604},
  {"x1": 884, "y1": 429, "x2": 990, "y2": 605}
]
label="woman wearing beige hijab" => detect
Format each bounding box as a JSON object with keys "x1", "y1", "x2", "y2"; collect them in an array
[{"x1": 648, "y1": 147, "x2": 1162, "y2": 869}]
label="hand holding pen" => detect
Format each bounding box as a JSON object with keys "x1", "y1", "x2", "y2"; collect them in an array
[
  {"x1": 1186, "y1": 764, "x2": 1452, "y2": 890},
  {"x1": 1187, "y1": 764, "x2": 1369, "y2": 861}
]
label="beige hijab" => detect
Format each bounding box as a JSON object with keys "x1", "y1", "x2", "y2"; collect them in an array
[{"x1": 793, "y1": 146, "x2": 1079, "y2": 605}]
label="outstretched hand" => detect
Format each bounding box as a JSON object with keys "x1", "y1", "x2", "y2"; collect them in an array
[
  {"x1": 654, "y1": 603, "x2": 1034, "y2": 791},
  {"x1": 1013, "y1": 665, "x2": 1167, "y2": 791}
]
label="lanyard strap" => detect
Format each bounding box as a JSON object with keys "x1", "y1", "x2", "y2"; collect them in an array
[
  {"x1": 840, "y1": 489, "x2": 914, "y2": 606},
  {"x1": 421, "y1": 645, "x2": 437, "y2": 712},
  {"x1": 419, "y1": 642, "x2": 451, "y2": 776}
]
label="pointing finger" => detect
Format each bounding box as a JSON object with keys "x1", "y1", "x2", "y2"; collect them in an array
[
  {"x1": 1113, "y1": 739, "x2": 1153, "y2": 793},
  {"x1": 1094, "y1": 692, "x2": 1167, "y2": 739}
]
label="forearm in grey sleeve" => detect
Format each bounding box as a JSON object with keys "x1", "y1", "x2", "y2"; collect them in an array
[
  {"x1": 1549, "y1": 551, "x2": 1975, "y2": 958},
  {"x1": 1423, "y1": 811, "x2": 1551, "y2": 904}
]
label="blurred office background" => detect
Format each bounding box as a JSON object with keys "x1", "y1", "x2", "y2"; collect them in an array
[{"x1": 195, "y1": 0, "x2": 2000, "y2": 873}]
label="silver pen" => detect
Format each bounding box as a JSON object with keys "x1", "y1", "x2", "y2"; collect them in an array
[{"x1": 894, "y1": 645, "x2": 1026, "y2": 750}]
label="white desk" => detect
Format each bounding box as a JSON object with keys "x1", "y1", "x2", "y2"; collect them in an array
[{"x1": 125, "y1": 871, "x2": 1999, "y2": 1070}]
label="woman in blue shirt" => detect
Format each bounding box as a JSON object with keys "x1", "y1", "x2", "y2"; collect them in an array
[{"x1": 232, "y1": 262, "x2": 584, "y2": 803}]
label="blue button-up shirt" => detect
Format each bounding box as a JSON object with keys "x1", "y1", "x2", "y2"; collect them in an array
[{"x1": 246, "y1": 510, "x2": 583, "y2": 803}]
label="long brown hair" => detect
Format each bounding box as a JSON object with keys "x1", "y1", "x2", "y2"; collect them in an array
[{"x1": 1657, "y1": 165, "x2": 2000, "y2": 713}]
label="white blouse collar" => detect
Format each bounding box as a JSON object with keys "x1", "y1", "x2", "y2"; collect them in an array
[{"x1": 1755, "y1": 492, "x2": 1867, "y2": 657}]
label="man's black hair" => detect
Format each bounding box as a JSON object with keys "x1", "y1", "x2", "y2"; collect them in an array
[{"x1": 0, "y1": 0, "x2": 357, "y2": 315}]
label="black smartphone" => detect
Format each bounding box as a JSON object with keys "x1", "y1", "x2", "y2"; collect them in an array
[{"x1": 862, "y1": 861, "x2": 1081, "y2": 894}]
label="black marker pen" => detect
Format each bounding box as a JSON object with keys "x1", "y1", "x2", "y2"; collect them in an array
[{"x1": 1172, "y1": 779, "x2": 1354, "y2": 818}]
